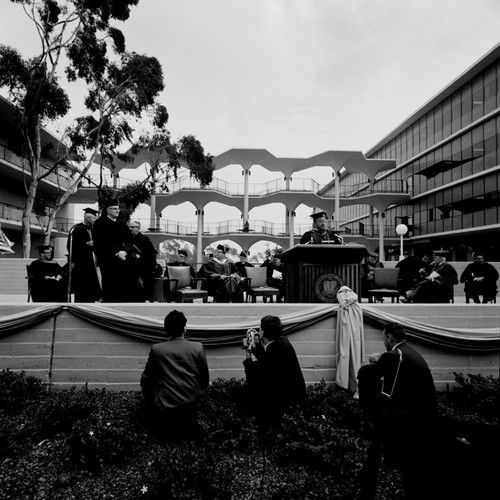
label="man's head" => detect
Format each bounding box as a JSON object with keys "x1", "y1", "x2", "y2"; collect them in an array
[
  {"x1": 128, "y1": 220, "x2": 141, "y2": 236},
  {"x1": 260, "y1": 315, "x2": 283, "y2": 342},
  {"x1": 164, "y1": 310, "x2": 187, "y2": 338},
  {"x1": 83, "y1": 207, "x2": 98, "y2": 226},
  {"x1": 178, "y1": 249, "x2": 188, "y2": 261},
  {"x1": 239, "y1": 251, "x2": 247, "y2": 263},
  {"x1": 310, "y1": 210, "x2": 328, "y2": 231},
  {"x1": 216, "y1": 244, "x2": 229, "y2": 258},
  {"x1": 367, "y1": 254, "x2": 378, "y2": 265},
  {"x1": 382, "y1": 322, "x2": 407, "y2": 351},
  {"x1": 104, "y1": 199, "x2": 120, "y2": 220},
  {"x1": 474, "y1": 253, "x2": 485, "y2": 264},
  {"x1": 433, "y1": 250, "x2": 449, "y2": 264},
  {"x1": 37, "y1": 245, "x2": 53, "y2": 260}
]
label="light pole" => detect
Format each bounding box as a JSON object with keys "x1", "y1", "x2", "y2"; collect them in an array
[{"x1": 396, "y1": 224, "x2": 408, "y2": 261}]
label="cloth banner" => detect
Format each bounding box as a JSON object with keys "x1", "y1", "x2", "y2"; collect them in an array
[
  {"x1": 335, "y1": 286, "x2": 365, "y2": 393},
  {"x1": 0, "y1": 303, "x2": 498, "y2": 351}
]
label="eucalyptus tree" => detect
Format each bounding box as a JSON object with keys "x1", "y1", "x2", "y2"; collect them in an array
[{"x1": 0, "y1": 0, "x2": 166, "y2": 256}]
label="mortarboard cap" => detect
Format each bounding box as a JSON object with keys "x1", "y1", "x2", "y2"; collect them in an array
[
  {"x1": 433, "y1": 250, "x2": 449, "y2": 257},
  {"x1": 103, "y1": 198, "x2": 119, "y2": 209},
  {"x1": 310, "y1": 209, "x2": 328, "y2": 221},
  {"x1": 178, "y1": 250, "x2": 188, "y2": 257},
  {"x1": 217, "y1": 244, "x2": 229, "y2": 254},
  {"x1": 36, "y1": 245, "x2": 53, "y2": 253},
  {"x1": 83, "y1": 207, "x2": 99, "y2": 216},
  {"x1": 240, "y1": 251, "x2": 247, "y2": 257}
]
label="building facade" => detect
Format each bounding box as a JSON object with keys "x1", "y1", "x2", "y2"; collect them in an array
[{"x1": 333, "y1": 43, "x2": 500, "y2": 261}]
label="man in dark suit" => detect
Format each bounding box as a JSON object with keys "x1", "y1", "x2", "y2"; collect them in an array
[
  {"x1": 356, "y1": 323, "x2": 437, "y2": 500},
  {"x1": 243, "y1": 315, "x2": 306, "y2": 427},
  {"x1": 140, "y1": 310, "x2": 209, "y2": 441}
]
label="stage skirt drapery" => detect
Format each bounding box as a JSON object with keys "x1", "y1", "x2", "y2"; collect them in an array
[{"x1": 0, "y1": 303, "x2": 498, "y2": 352}]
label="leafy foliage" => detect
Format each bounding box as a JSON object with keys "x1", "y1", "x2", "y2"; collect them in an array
[{"x1": 0, "y1": 370, "x2": 497, "y2": 500}]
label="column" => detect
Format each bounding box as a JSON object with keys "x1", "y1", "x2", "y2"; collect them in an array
[
  {"x1": 196, "y1": 209, "x2": 204, "y2": 269},
  {"x1": 149, "y1": 194, "x2": 156, "y2": 230},
  {"x1": 243, "y1": 167, "x2": 250, "y2": 226},
  {"x1": 289, "y1": 211, "x2": 295, "y2": 248},
  {"x1": 334, "y1": 170, "x2": 340, "y2": 231},
  {"x1": 378, "y1": 211, "x2": 385, "y2": 261}
]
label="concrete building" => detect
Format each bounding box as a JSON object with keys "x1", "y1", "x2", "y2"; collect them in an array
[
  {"x1": 1, "y1": 44, "x2": 499, "y2": 263},
  {"x1": 330, "y1": 43, "x2": 500, "y2": 261}
]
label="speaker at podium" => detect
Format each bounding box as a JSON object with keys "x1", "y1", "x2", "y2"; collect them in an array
[{"x1": 280, "y1": 244, "x2": 368, "y2": 303}]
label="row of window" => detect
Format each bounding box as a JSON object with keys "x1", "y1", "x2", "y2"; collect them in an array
[{"x1": 374, "y1": 59, "x2": 500, "y2": 163}]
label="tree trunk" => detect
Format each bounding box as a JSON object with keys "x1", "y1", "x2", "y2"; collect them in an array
[{"x1": 22, "y1": 179, "x2": 38, "y2": 258}]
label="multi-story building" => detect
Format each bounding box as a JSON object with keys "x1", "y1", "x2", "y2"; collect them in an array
[
  {"x1": 0, "y1": 95, "x2": 74, "y2": 257},
  {"x1": 331, "y1": 43, "x2": 500, "y2": 261},
  {"x1": 2, "y1": 43, "x2": 499, "y2": 263}
]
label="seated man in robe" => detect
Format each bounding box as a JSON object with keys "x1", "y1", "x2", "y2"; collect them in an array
[
  {"x1": 28, "y1": 245, "x2": 66, "y2": 302},
  {"x1": 167, "y1": 249, "x2": 197, "y2": 278},
  {"x1": 200, "y1": 244, "x2": 244, "y2": 302},
  {"x1": 360, "y1": 253, "x2": 384, "y2": 299},
  {"x1": 460, "y1": 253, "x2": 499, "y2": 303},
  {"x1": 260, "y1": 251, "x2": 285, "y2": 302},
  {"x1": 404, "y1": 250, "x2": 458, "y2": 303}
]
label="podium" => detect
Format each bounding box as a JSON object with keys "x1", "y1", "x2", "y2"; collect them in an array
[{"x1": 280, "y1": 244, "x2": 368, "y2": 303}]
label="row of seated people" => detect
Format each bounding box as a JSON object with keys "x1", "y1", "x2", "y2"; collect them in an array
[
  {"x1": 161, "y1": 245, "x2": 284, "y2": 303},
  {"x1": 361, "y1": 250, "x2": 498, "y2": 304}
]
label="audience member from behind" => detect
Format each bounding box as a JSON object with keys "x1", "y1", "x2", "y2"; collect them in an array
[
  {"x1": 356, "y1": 322, "x2": 437, "y2": 500},
  {"x1": 403, "y1": 250, "x2": 457, "y2": 303},
  {"x1": 140, "y1": 310, "x2": 209, "y2": 441},
  {"x1": 28, "y1": 245, "x2": 66, "y2": 302},
  {"x1": 129, "y1": 220, "x2": 158, "y2": 302},
  {"x1": 460, "y1": 252, "x2": 499, "y2": 304},
  {"x1": 243, "y1": 315, "x2": 306, "y2": 427}
]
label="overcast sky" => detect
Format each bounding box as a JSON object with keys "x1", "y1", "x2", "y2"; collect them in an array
[{"x1": 1, "y1": 0, "x2": 500, "y2": 225}]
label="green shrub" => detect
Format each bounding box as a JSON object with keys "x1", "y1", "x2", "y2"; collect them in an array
[{"x1": 0, "y1": 372, "x2": 497, "y2": 500}]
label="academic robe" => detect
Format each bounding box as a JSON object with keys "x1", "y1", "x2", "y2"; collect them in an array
[
  {"x1": 68, "y1": 222, "x2": 101, "y2": 302},
  {"x1": 92, "y1": 216, "x2": 144, "y2": 302}
]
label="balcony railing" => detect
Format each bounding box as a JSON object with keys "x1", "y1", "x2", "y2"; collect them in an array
[
  {"x1": 163, "y1": 176, "x2": 324, "y2": 196},
  {"x1": 0, "y1": 144, "x2": 74, "y2": 188},
  {"x1": 338, "y1": 180, "x2": 410, "y2": 198},
  {"x1": 80, "y1": 173, "x2": 136, "y2": 189}
]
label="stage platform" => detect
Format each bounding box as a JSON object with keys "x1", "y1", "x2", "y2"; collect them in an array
[{"x1": 0, "y1": 301, "x2": 498, "y2": 393}]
